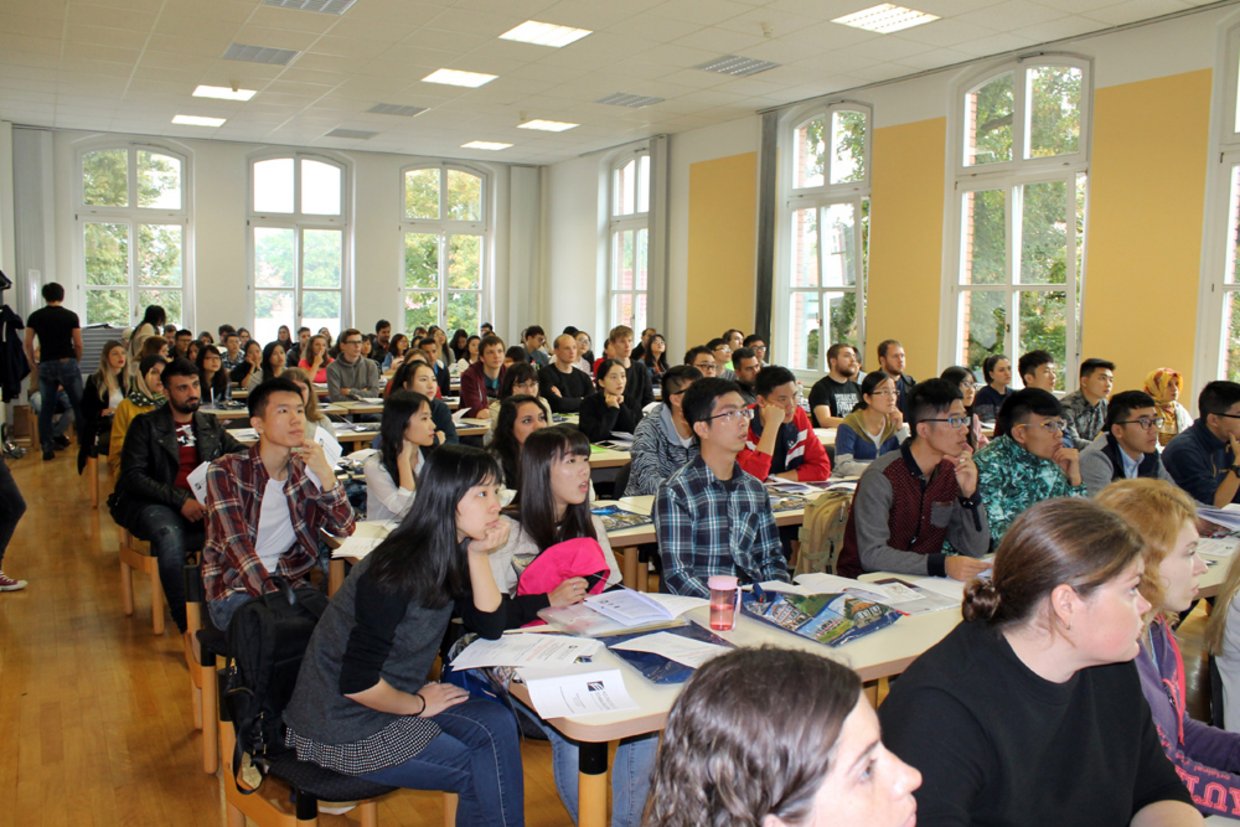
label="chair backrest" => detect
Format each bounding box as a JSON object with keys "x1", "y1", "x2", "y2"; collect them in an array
[{"x1": 795, "y1": 490, "x2": 855, "y2": 576}]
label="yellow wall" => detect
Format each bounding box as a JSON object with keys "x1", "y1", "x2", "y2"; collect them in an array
[
  {"x1": 1084, "y1": 69, "x2": 1212, "y2": 394},
  {"x1": 866, "y1": 117, "x2": 947, "y2": 378},
  {"x1": 686, "y1": 152, "x2": 758, "y2": 347}
]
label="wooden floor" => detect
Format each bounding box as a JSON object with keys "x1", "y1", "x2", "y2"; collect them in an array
[{"x1": 0, "y1": 444, "x2": 575, "y2": 826}]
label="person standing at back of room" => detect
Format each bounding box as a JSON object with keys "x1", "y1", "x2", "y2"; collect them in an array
[{"x1": 23, "y1": 282, "x2": 84, "y2": 461}]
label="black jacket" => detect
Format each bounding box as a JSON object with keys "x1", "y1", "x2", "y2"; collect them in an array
[
  {"x1": 0, "y1": 305, "x2": 28, "y2": 403},
  {"x1": 114, "y1": 406, "x2": 245, "y2": 526}
]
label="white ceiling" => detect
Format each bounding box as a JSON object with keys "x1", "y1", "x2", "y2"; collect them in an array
[{"x1": 0, "y1": 0, "x2": 1223, "y2": 165}]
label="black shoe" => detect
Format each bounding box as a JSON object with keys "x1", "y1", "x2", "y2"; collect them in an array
[
  {"x1": 42, "y1": 449, "x2": 54, "y2": 461},
  {"x1": 53, "y1": 435, "x2": 70, "y2": 449}
]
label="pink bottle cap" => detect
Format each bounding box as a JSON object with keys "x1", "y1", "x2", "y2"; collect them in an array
[{"x1": 707, "y1": 575, "x2": 739, "y2": 591}]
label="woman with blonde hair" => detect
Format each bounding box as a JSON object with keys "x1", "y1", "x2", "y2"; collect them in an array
[
  {"x1": 1100, "y1": 478, "x2": 1240, "y2": 816},
  {"x1": 1145, "y1": 368, "x2": 1194, "y2": 447},
  {"x1": 78, "y1": 339, "x2": 126, "y2": 473}
]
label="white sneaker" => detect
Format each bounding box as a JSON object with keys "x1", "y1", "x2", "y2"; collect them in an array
[
  {"x1": 0, "y1": 571, "x2": 28, "y2": 591},
  {"x1": 319, "y1": 802, "x2": 357, "y2": 815}
]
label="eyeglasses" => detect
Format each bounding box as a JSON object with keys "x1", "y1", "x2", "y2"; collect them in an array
[
  {"x1": 1019, "y1": 419, "x2": 1067, "y2": 434},
  {"x1": 1117, "y1": 416, "x2": 1160, "y2": 430},
  {"x1": 708, "y1": 408, "x2": 754, "y2": 424},
  {"x1": 1212, "y1": 411, "x2": 1240, "y2": 420},
  {"x1": 922, "y1": 415, "x2": 971, "y2": 429}
]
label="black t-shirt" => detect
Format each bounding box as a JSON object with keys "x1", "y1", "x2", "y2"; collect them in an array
[
  {"x1": 27, "y1": 305, "x2": 80, "y2": 360},
  {"x1": 878, "y1": 620, "x2": 1192, "y2": 826},
  {"x1": 808, "y1": 375, "x2": 862, "y2": 427}
]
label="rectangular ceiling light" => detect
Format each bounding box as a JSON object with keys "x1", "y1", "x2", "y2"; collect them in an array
[
  {"x1": 325, "y1": 128, "x2": 377, "y2": 139},
  {"x1": 832, "y1": 4, "x2": 940, "y2": 33},
  {"x1": 193, "y1": 84, "x2": 257, "y2": 101},
  {"x1": 499, "y1": 20, "x2": 592, "y2": 48},
  {"x1": 367, "y1": 102, "x2": 427, "y2": 117},
  {"x1": 462, "y1": 141, "x2": 512, "y2": 150},
  {"x1": 517, "y1": 118, "x2": 578, "y2": 132},
  {"x1": 422, "y1": 68, "x2": 498, "y2": 88},
  {"x1": 172, "y1": 114, "x2": 226, "y2": 127},
  {"x1": 223, "y1": 42, "x2": 299, "y2": 65},
  {"x1": 262, "y1": 0, "x2": 358, "y2": 13},
  {"x1": 596, "y1": 92, "x2": 665, "y2": 108},
  {"x1": 694, "y1": 54, "x2": 780, "y2": 77}
]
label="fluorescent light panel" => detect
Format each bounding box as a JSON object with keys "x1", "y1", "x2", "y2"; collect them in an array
[
  {"x1": 517, "y1": 118, "x2": 578, "y2": 132},
  {"x1": 694, "y1": 54, "x2": 780, "y2": 77},
  {"x1": 499, "y1": 20, "x2": 591, "y2": 48},
  {"x1": 262, "y1": 0, "x2": 357, "y2": 14},
  {"x1": 172, "y1": 114, "x2": 225, "y2": 127},
  {"x1": 462, "y1": 141, "x2": 511, "y2": 150},
  {"x1": 596, "y1": 92, "x2": 664, "y2": 108},
  {"x1": 193, "y1": 84, "x2": 257, "y2": 101},
  {"x1": 325, "y1": 128, "x2": 377, "y2": 139},
  {"x1": 832, "y1": 4, "x2": 939, "y2": 33},
  {"x1": 422, "y1": 68, "x2": 497, "y2": 88}
]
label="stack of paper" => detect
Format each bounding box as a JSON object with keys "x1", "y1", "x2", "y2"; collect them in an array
[{"x1": 450, "y1": 634, "x2": 600, "y2": 670}]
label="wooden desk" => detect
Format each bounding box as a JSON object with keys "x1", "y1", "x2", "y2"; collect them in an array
[{"x1": 589, "y1": 447, "x2": 631, "y2": 469}]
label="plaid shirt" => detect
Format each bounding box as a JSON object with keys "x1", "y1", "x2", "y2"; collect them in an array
[
  {"x1": 1062, "y1": 390, "x2": 1107, "y2": 448},
  {"x1": 654, "y1": 454, "x2": 789, "y2": 598},
  {"x1": 202, "y1": 445, "x2": 355, "y2": 603}
]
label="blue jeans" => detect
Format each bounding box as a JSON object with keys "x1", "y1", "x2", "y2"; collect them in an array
[
  {"x1": 0, "y1": 456, "x2": 26, "y2": 568},
  {"x1": 36, "y1": 359, "x2": 83, "y2": 452},
  {"x1": 517, "y1": 702, "x2": 656, "y2": 827},
  {"x1": 207, "y1": 591, "x2": 253, "y2": 632},
  {"x1": 359, "y1": 699, "x2": 523, "y2": 827},
  {"x1": 132, "y1": 503, "x2": 204, "y2": 633}
]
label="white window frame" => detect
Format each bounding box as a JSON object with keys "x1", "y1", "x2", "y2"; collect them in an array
[
  {"x1": 942, "y1": 56, "x2": 1092, "y2": 391},
  {"x1": 773, "y1": 100, "x2": 871, "y2": 378},
  {"x1": 399, "y1": 163, "x2": 490, "y2": 334},
  {"x1": 75, "y1": 139, "x2": 192, "y2": 329},
  {"x1": 607, "y1": 150, "x2": 651, "y2": 335},
  {"x1": 247, "y1": 151, "x2": 350, "y2": 339}
]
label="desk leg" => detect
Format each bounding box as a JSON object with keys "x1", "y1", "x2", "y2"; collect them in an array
[
  {"x1": 577, "y1": 741, "x2": 608, "y2": 827},
  {"x1": 328, "y1": 559, "x2": 344, "y2": 596},
  {"x1": 620, "y1": 546, "x2": 639, "y2": 590}
]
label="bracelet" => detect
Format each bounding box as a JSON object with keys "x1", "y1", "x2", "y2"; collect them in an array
[{"x1": 412, "y1": 693, "x2": 426, "y2": 717}]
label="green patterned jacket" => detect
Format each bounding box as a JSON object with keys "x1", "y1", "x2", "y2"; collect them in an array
[{"x1": 973, "y1": 435, "x2": 1088, "y2": 544}]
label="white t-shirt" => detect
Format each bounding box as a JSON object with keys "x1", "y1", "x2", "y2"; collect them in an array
[{"x1": 255, "y1": 478, "x2": 296, "y2": 574}]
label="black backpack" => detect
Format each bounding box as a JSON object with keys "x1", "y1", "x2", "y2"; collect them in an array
[{"x1": 223, "y1": 579, "x2": 329, "y2": 793}]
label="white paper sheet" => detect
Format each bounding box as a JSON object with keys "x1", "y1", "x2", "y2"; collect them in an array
[
  {"x1": 1199, "y1": 536, "x2": 1240, "y2": 558},
  {"x1": 636, "y1": 592, "x2": 708, "y2": 617},
  {"x1": 610, "y1": 632, "x2": 729, "y2": 668},
  {"x1": 313, "y1": 426, "x2": 343, "y2": 466},
  {"x1": 187, "y1": 460, "x2": 212, "y2": 503},
  {"x1": 521, "y1": 668, "x2": 638, "y2": 718},
  {"x1": 584, "y1": 589, "x2": 674, "y2": 626},
  {"x1": 450, "y1": 634, "x2": 601, "y2": 670}
]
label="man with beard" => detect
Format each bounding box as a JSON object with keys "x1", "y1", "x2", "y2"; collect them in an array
[
  {"x1": 809, "y1": 343, "x2": 864, "y2": 428},
  {"x1": 114, "y1": 358, "x2": 245, "y2": 633}
]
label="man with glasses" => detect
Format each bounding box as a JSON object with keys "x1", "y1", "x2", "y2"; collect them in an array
[
  {"x1": 974, "y1": 388, "x2": 1086, "y2": 543},
  {"x1": 685, "y1": 346, "x2": 718, "y2": 378},
  {"x1": 1061, "y1": 358, "x2": 1115, "y2": 448},
  {"x1": 325, "y1": 328, "x2": 381, "y2": 402},
  {"x1": 654, "y1": 377, "x2": 790, "y2": 597},
  {"x1": 743, "y1": 334, "x2": 768, "y2": 368},
  {"x1": 1164, "y1": 380, "x2": 1240, "y2": 507},
  {"x1": 836, "y1": 379, "x2": 990, "y2": 580},
  {"x1": 738, "y1": 365, "x2": 831, "y2": 483},
  {"x1": 1080, "y1": 390, "x2": 1173, "y2": 497},
  {"x1": 708, "y1": 338, "x2": 735, "y2": 381}
]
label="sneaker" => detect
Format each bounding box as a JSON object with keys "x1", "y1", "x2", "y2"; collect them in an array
[
  {"x1": 42, "y1": 449, "x2": 54, "y2": 461},
  {"x1": 53, "y1": 435, "x2": 71, "y2": 449},
  {"x1": 0, "y1": 572, "x2": 27, "y2": 592},
  {"x1": 319, "y1": 803, "x2": 357, "y2": 816}
]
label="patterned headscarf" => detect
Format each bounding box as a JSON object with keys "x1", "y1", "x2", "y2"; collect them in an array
[
  {"x1": 1144, "y1": 368, "x2": 1183, "y2": 433},
  {"x1": 127, "y1": 355, "x2": 167, "y2": 408}
]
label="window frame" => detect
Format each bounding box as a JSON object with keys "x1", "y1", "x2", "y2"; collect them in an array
[
  {"x1": 247, "y1": 151, "x2": 350, "y2": 342},
  {"x1": 607, "y1": 150, "x2": 651, "y2": 335},
  {"x1": 399, "y1": 162, "x2": 490, "y2": 335},
  {"x1": 75, "y1": 139, "x2": 192, "y2": 329},
  {"x1": 773, "y1": 100, "x2": 872, "y2": 378},
  {"x1": 942, "y1": 55, "x2": 1092, "y2": 391}
]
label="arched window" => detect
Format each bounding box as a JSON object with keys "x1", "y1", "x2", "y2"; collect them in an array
[
  {"x1": 775, "y1": 103, "x2": 870, "y2": 374},
  {"x1": 608, "y1": 152, "x2": 650, "y2": 333},
  {"x1": 248, "y1": 153, "x2": 348, "y2": 343},
  {"x1": 948, "y1": 58, "x2": 1090, "y2": 389},
  {"x1": 78, "y1": 142, "x2": 189, "y2": 327},
  {"x1": 1204, "y1": 23, "x2": 1240, "y2": 380},
  {"x1": 401, "y1": 164, "x2": 488, "y2": 333}
]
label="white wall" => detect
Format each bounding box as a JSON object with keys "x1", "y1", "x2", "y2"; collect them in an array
[{"x1": 544, "y1": 153, "x2": 607, "y2": 343}]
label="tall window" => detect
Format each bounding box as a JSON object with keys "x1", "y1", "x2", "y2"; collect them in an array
[
  {"x1": 777, "y1": 104, "x2": 869, "y2": 373},
  {"x1": 402, "y1": 165, "x2": 487, "y2": 334},
  {"x1": 79, "y1": 145, "x2": 188, "y2": 327},
  {"x1": 1210, "y1": 26, "x2": 1240, "y2": 380},
  {"x1": 950, "y1": 60, "x2": 1089, "y2": 390},
  {"x1": 609, "y1": 153, "x2": 650, "y2": 333},
  {"x1": 249, "y1": 154, "x2": 347, "y2": 343}
]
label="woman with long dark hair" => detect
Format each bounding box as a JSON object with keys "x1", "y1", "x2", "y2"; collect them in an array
[
  {"x1": 260, "y1": 341, "x2": 287, "y2": 382},
  {"x1": 941, "y1": 365, "x2": 988, "y2": 452},
  {"x1": 230, "y1": 340, "x2": 263, "y2": 391},
  {"x1": 390, "y1": 360, "x2": 458, "y2": 445},
  {"x1": 489, "y1": 394, "x2": 548, "y2": 491},
  {"x1": 196, "y1": 344, "x2": 230, "y2": 404},
  {"x1": 833, "y1": 370, "x2": 904, "y2": 477},
  {"x1": 284, "y1": 445, "x2": 524, "y2": 826},
  {"x1": 381, "y1": 333, "x2": 410, "y2": 372},
  {"x1": 450, "y1": 328, "x2": 470, "y2": 363},
  {"x1": 299, "y1": 333, "x2": 332, "y2": 384},
  {"x1": 579, "y1": 359, "x2": 641, "y2": 442},
  {"x1": 639, "y1": 334, "x2": 670, "y2": 386},
  {"x1": 363, "y1": 391, "x2": 437, "y2": 522},
  {"x1": 972, "y1": 353, "x2": 1012, "y2": 423}
]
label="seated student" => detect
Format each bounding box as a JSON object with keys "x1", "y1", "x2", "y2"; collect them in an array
[
  {"x1": 973, "y1": 388, "x2": 1086, "y2": 543},
  {"x1": 79, "y1": 339, "x2": 126, "y2": 474},
  {"x1": 286, "y1": 326, "x2": 311, "y2": 367},
  {"x1": 369, "y1": 319, "x2": 392, "y2": 366},
  {"x1": 460, "y1": 334, "x2": 507, "y2": 418},
  {"x1": 539, "y1": 333, "x2": 594, "y2": 413},
  {"x1": 202, "y1": 378, "x2": 356, "y2": 630},
  {"x1": 684, "y1": 345, "x2": 718, "y2": 378},
  {"x1": 833, "y1": 371, "x2": 904, "y2": 478},
  {"x1": 1080, "y1": 390, "x2": 1174, "y2": 496},
  {"x1": 939, "y1": 365, "x2": 988, "y2": 452},
  {"x1": 390, "y1": 360, "x2": 458, "y2": 445},
  {"x1": 877, "y1": 339, "x2": 915, "y2": 417},
  {"x1": 809, "y1": 343, "x2": 863, "y2": 427},
  {"x1": 835, "y1": 378, "x2": 991, "y2": 580},
  {"x1": 486, "y1": 362, "x2": 553, "y2": 427},
  {"x1": 454, "y1": 334, "x2": 481, "y2": 374},
  {"x1": 972, "y1": 353, "x2": 1012, "y2": 423},
  {"x1": 261, "y1": 341, "x2": 287, "y2": 382},
  {"x1": 326, "y1": 329, "x2": 381, "y2": 401},
  {"x1": 640, "y1": 333, "x2": 670, "y2": 388},
  {"x1": 523, "y1": 325, "x2": 549, "y2": 367},
  {"x1": 1061, "y1": 358, "x2": 1115, "y2": 448},
  {"x1": 229, "y1": 340, "x2": 264, "y2": 392},
  {"x1": 196, "y1": 344, "x2": 231, "y2": 405},
  {"x1": 573, "y1": 330, "x2": 594, "y2": 373},
  {"x1": 220, "y1": 331, "x2": 246, "y2": 373},
  {"x1": 579, "y1": 359, "x2": 642, "y2": 442},
  {"x1": 1147, "y1": 367, "x2": 1195, "y2": 447},
  {"x1": 1164, "y1": 380, "x2": 1240, "y2": 507},
  {"x1": 283, "y1": 367, "x2": 335, "y2": 441},
  {"x1": 630, "y1": 327, "x2": 656, "y2": 362},
  {"x1": 655, "y1": 378, "x2": 790, "y2": 597},
  {"x1": 707, "y1": 338, "x2": 735, "y2": 381},
  {"x1": 1017, "y1": 348, "x2": 1080, "y2": 447},
  {"x1": 108, "y1": 355, "x2": 166, "y2": 477},
  {"x1": 114, "y1": 358, "x2": 244, "y2": 633},
  {"x1": 625, "y1": 366, "x2": 702, "y2": 497},
  {"x1": 738, "y1": 365, "x2": 831, "y2": 482},
  {"x1": 730, "y1": 346, "x2": 759, "y2": 404},
  {"x1": 1210, "y1": 543, "x2": 1240, "y2": 734},
  {"x1": 878, "y1": 499, "x2": 1198, "y2": 826},
  {"x1": 504, "y1": 345, "x2": 527, "y2": 368},
  {"x1": 489, "y1": 394, "x2": 548, "y2": 491},
  {"x1": 644, "y1": 648, "x2": 921, "y2": 827},
  {"x1": 380, "y1": 333, "x2": 410, "y2": 372},
  {"x1": 417, "y1": 335, "x2": 452, "y2": 397},
  {"x1": 722, "y1": 328, "x2": 744, "y2": 353},
  {"x1": 1098, "y1": 479, "x2": 1240, "y2": 818},
  {"x1": 742, "y1": 333, "x2": 767, "y2": 368},
  {"x1": 297, "y1": 333, "x2": 332, "y2": 384},
  {"x1": 608, "y1": 325, "x2": 654, "y2": 420},
  {"x1": 364, "y1": 391, "x2": 437, "y2": 522},
  {"x1": 449, "y1": 328, "x2": 469, "y2": 363},
  {"x1": 283, "y1": 445, "x2": 523, "y2": 826}
]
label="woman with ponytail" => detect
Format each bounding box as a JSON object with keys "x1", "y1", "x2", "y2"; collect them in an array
[{"x1": 878, "y1": 498, "x2": 1200, "y2": 826}]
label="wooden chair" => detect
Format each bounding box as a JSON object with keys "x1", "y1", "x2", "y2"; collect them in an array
[
  {"x1": 118, "y1": 528, "x2": 165, "y2": 635},
  {"x1": 185, "y1": 562, "x2": 225, "y2": 774}
]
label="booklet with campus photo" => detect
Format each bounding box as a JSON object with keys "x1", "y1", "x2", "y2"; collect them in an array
[{"x1": 741, "y1": 587, "x2": 902, "y2": 647}]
